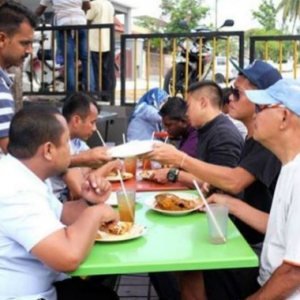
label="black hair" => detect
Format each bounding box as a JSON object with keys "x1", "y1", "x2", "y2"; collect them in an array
[
  {"x1": 187, "y1": 80, "x2": 223, "y2": 107},
  {"x1": 0, "y1": 1, "x2": 37, "y2": 35},
  {"x1": 8, "y1": 105, "x2": 64, "y2": 159},
  {"x1": 62, "y1": 92, "x2": 100, "y2": 122},
  {"x1": 221, "y1": 87, "x2": 231, "y2": 105},
  {"x1": 159, "y1": 96, "x2": 187, "y2": 121}
]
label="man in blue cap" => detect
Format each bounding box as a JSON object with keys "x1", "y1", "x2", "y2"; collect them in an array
[
  {"x1": 146, "y1": 60, "x2": 283, "y2": 300},
  {"x1": 243, "y1": 78, "x2": 300, "y2": 299}
]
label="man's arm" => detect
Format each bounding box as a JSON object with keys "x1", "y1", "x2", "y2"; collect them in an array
[
  {"x1": 182, "y1": 156, "x2": 255, "y2": 194},
  {"x1": 207, "y1": 193, "x2": 269, "y2": 234},
  {"x1": 35, "y1": 4, "x2": 47, "y2": 16},
  {"x1": 31, "y1": 204, "x2": 118, "y2": 272},
  {"x1": 61, "y1": 168, "x2": 85, "y2": 200},
  {"x1": 69, "y1": 147, "x2": 111, "y2": 168},
  {"x1": 246, "y1": 262, "x2": 300, "y2": 300},
  {"x1": 82, "y1": 0, "x2": 91, "y2": 13},
  {"x1": 0, "y1": 137, "x2": 9, "y2": 154}
]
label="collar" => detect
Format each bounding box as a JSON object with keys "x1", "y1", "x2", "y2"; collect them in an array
[{"x1": 197, "y1": 114, "x2": 224, "y2": 135}]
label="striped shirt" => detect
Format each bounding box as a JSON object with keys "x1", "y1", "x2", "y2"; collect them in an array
[
  {"x1": 0, "y1": 68, "x2": 14, "y2": 139},
  {"x1": 40, "y1": 0, "x2": 89, "y2": 26}
]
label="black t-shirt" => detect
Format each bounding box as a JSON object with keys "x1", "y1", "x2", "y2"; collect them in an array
[
  {"x1": 196, "y1": 114, "x2": 244, "y2": 167},
  {"x1": 232, "y1": 137, "x2": 281, "y2": 245}
]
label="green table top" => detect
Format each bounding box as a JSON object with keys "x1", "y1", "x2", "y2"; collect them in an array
[{"x1": 70, "y1": 191, "x2": 259, "y2": 277}]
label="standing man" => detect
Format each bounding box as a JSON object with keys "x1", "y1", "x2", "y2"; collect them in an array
[
  {"x1": 87, "y1": 0, "x2": 115, "y2": 101},
  {"x1": 0, "y1": 105, "x2": 119, "y2": 300},
  {"x1": 0, "y1": 1, "x2": 36, "y2": 153},
  {"x1": 35, "y1": 0, "x2": 95, "y2": 92}
]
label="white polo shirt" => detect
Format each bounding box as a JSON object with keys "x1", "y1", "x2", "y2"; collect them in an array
[
  {"x1": 86, "y1": 0, "x2": 114, "y2": 52},
  {"x1": 259, "y1": 153, "x2": 300, "y2": 299},
  {"x1": 0, "y1": 155, "x2": 67, "y2": 300},
  {"x1": 50, "y1": 139, "x2": 89, "y2": 201},
  {"x1": 40, "y1": 0, "x2": 89, "y2": 25}
]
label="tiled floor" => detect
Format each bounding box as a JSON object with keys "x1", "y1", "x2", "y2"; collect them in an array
[{"x1": 115, "y1": 274, "x2": 159, "y2": 300}]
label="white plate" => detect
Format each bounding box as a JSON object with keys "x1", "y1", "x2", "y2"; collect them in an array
[
  {"x1": 137, "y1": 170, "x2": 154, "y2": 180},
  {"x1": 144, "y1": 192, "x2": 202, "y2": 215},
  {"x1": 95, "y1": 223, "x2": 147, "y2": 242},
  {"x1": 106, "y1": 172, "x2": 133, "y2": 182},
  {"x1": 107, "y1": 140, "x2": 160, "y2": 158}
]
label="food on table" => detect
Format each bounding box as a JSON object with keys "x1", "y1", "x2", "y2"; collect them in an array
[
  {"x1": 154, "y1": 193, "x2": 200, "y2": 211},
  {"x1": 140, "y1": 170, "x2": 154, "y2": 180},
  {"x1": 97, "y1": 221, "x2": 133, "y2": 239},
  {"x1": 106, "y1": 172, "x2": 133, "y2": 180}
]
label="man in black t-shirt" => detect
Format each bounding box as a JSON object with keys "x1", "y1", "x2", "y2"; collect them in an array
[
  {"x1": 150, "y1": 80, "x2": 244, "y2": 188},
  {"x1": 146, "y1": 60, "x2": 282, "y2": 300}
]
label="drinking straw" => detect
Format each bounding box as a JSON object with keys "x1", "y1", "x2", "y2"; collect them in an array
[
  {"x1": 151, "y1": 132, "x2": 155, "y2": 140},
  {"x1": 117, "y1": 170, "x2": 134, "y2": 222},
  {"x1": 193, "y1": 180, "x2": 226, "y2": 243},
  {"x1": 164, "y1": 136, "x2": 169, "y2": 143},
  {"x1": 96, "y1": 130, "x2": 106, "y2": 146},
  {"x1": 122, "y1": 133, "x2": 126, "y2": 144}
]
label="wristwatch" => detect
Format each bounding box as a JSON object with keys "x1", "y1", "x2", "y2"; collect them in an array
[{"x1": 167, "y1": 168, "x2": 180, "y2": 183}]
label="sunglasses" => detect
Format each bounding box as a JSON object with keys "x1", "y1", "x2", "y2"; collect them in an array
[
  {"x1": 255, "y1": 103, "x2": 285, "y2": 114},
  {"x1": 230, "y1": 86, "x2": 244, "y2": 101}
]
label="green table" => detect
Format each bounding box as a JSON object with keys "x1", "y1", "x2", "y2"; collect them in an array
[{"x1": 70, "y1": 191, "x2": 258, "y2": 276}]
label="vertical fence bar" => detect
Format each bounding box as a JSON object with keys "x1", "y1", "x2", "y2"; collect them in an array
[{"x1": 120, "y1": 35, "x2": 126, "y2": 106}]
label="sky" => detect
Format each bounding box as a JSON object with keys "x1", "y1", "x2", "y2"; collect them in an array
[{"x1": 128, "y1": 0, "x2": 284, "y2": 31}]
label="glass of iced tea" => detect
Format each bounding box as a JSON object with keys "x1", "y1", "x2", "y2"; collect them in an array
[
  {"x1": 116, "y1": 189, "x2": 136, "y2": 223},
  {"x1": 124, "y1": 157, "x2": 137, "y2": 176}
]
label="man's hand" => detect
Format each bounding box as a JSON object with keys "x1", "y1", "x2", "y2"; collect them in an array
[
  {"x1": 150, "y1": 168, "x2": 169, "y2": 184},
  {"x1": 82, "y1": 173, "x2": 111, "y2": 204},
  {"x1": 88, "y1": 146, "x2": 112, "y2": 164},
  {"x1": 96, "y1": 204, "x2": 119, "y2": 225},
  {"x1": 200, "y1": 193, "x2": 236, "y2": 212},
  {"x1": 145, "y1": 143, "x2": 183, "y2": 167}
]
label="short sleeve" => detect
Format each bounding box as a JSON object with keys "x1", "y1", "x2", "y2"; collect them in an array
[
  {"x1": 239, "y1": 141, "x2": 281, "y2": 188},
  {"x1": 207, "y1": 127, "x2": 243, "y2": 168},
  {"x1": 86, "y1": 3, "x2": 97, "y2": 21},
  {"x1": 284, "y1": 182, "x2": 300, "y2": 265},
  {"x1": 0, "y1": 191, "x2": 65, "y2": 252}
]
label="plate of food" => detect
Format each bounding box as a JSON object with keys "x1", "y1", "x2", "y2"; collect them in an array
[
  {"x1": 106, "y1": 172, "x2": 133, "y2": 182},
  {"x1": 144, "y1": 192, "x2": 203, "y2": 215},
  {"x1": 95, "y1": 221, "x2": 147, "y2": 242},
  {"x1": 139, "y1": 170, "x2": 154, "y2": 180},
  {"x1": 107, "y1": 140, "x2": 161, "y2": 158}
]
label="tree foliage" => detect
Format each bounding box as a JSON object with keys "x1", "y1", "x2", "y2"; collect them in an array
[
  {"x1": 252, "y1": 0, "x2": 277, "y2": 31},
  {"x1": 246, "y1": 28, "x2": 293, "y2": 62},
  {"x1": 160, "y1": 0, "x2": 210, "y2": 33},
  {"x1": 277, "y1": 0, "x2": 300, "y2": 32}
]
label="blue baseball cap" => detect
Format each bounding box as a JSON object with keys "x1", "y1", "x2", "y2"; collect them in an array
[
  {"x1": 245, "y1": 79, "x2": 300, "y2": 117},
  {"x1": 230, "y1": 59, "x2": 282, "y2": 89}
]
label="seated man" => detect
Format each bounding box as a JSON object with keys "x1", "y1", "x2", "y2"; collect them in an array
[
  {"x1": 0, "y1": 105, "x2": 119, "y2": 300},
  {"x1": 243, "y1": 78, "x2": 300, "y2": 299},
  {"x1": 146, "y1": 60, "x2": 282, "y2": 300},
  {"x1": 159, "y1": 96, "x2": 198, "y2": 158},
  {"x1": 150, "y1": 81, "x2": 244, "y2": 188},
  {"x1": 52, "y1": 92, "x2": 120, "y2": 201}
]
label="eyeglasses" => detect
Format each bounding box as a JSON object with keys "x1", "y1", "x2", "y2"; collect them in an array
[{"x1": 255, "y1": 103, "x2": 286, "y2": 114}]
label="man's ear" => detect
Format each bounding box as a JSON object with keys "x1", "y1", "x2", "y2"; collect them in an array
[
  {"x1": 0, "y1": 32, "x2": 7, "y2": 48},
  {"x1": 72, "y1": 114, "x2": 81, "y2": 126},
  {"x1": 43, "y1": 142, "x2": 54, "y2": 161}
]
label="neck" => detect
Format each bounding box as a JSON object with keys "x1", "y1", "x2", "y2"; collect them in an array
[
  {"x1": 200, "y1": 109, "x2": 221, "y2": 127},
  {"x1": 20, "y1": 159, "x2": 51, "y2": 182},
  {"x1": 242, "y1": 117, "x2": 254, "y2": 138},
  {"x1": 261, "y1": 132, "x2": 300, "y2": 165}
]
